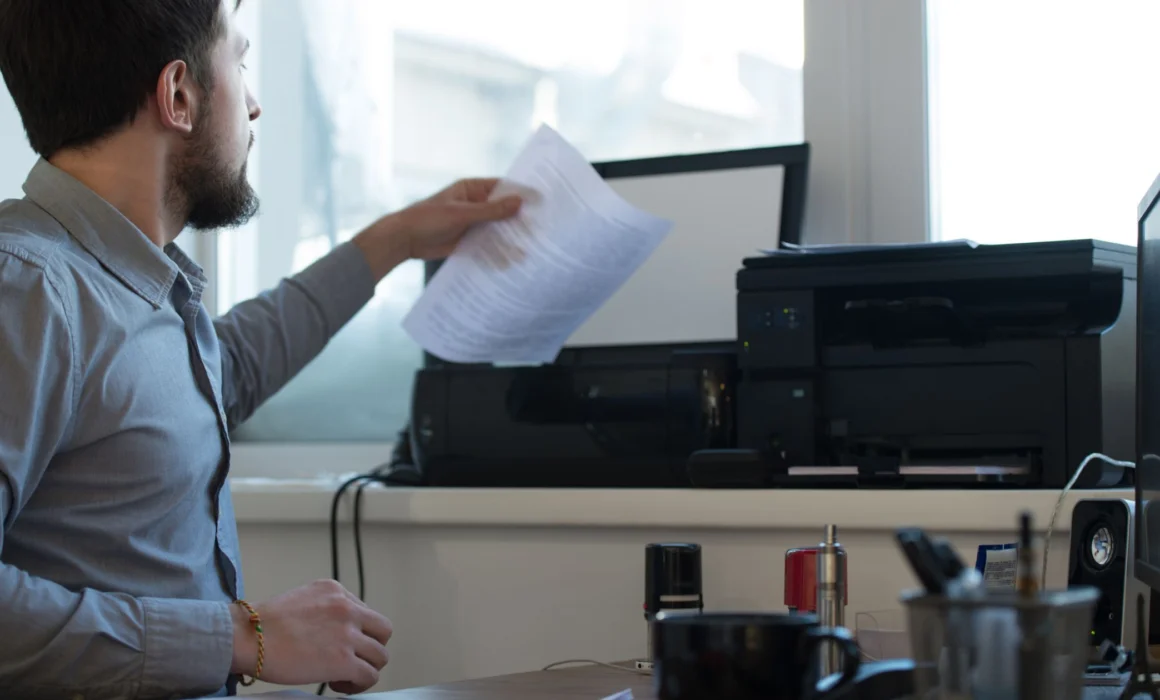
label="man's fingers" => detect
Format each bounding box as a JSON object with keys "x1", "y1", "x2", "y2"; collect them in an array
[
  {"x1": 328, "y1": 584, "x2": 391, "y2": 646},
  {"x1": 456, "y1": 177, "x2": 502, "y2": 202},
  {"x1": 491, "y1": 195, "x2": 522, "y2": 217},
  {"x1": 329, "y1": 681, "x2": 360, "y2": 696},
  {"x1": 456, "y1": 196, "x2": 521, "y2": 225},
  {"x1": 354, "y1": 632, "x2": 390, "y2": 669},
  {"x1": 337, "y1": 585, "x2": 369, "y2": 610},
  {"x1": 331, "y1": 658, "x2": 379, "y2": 695},
  {"x1": 352, "y1": 658, "x2": 380, "y2": 690},
  {"x1": 357, "y1": 605, "x2": 394, "y2": 645}
]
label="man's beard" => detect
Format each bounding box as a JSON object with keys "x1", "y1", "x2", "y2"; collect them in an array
[{"x1": 171, "y1": 115, "x2": 260, "y2": 231}]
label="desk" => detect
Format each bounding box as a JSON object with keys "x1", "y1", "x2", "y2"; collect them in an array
[
  {"x1": 249, "y1": 666, "x2": 1132, "y2": 699},
  {"x1": 359, "y1": 663, "x2": 652, "y2": 699},
  {"x1": 355, "y1": 667, "x2": 1132, "y2": 700},
  {"x1": 234, "y1": 486, "x2": 1126, "y2": 690}
]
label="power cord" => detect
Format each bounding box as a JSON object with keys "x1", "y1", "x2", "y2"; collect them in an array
[
  {"x1": 1040, "y1": 452, "x2": 1136, "y2": 590},
  {"x1": 317, "y1": 428, "x2": 422, "y2": 696},
  {"x1": 328, "y1": 473, "x2": 386, "y2": 600},
  {"x1": 541, "y1": 659, "x2": 651, "y2": 676},
  {"x1": 317, "y1": 472, "x2": 387, "y2": 696},
  {"x1": 353, "y1": 478, "x2": 373, "y2": 601}
]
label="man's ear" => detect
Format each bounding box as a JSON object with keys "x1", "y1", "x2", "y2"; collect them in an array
[{"x1": 156, "y1": 60, "x2": 197, "y2": 135}]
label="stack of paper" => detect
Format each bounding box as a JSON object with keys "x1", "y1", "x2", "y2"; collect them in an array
[
  {"x1": 402, "y1": 124, "x2": 674, "y2": 364},
  {"x1": 191, "y1": 692, "x2": 317, "y2": 699},
  {"x1": 760, "y1": 239, "x2": 979, "y2": 256}
]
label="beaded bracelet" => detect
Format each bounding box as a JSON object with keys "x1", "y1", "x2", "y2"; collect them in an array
[{"x1": 234, "y1": 599, "x2": 265, "y2": 686}]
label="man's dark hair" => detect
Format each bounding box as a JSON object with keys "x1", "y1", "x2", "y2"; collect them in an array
[{"x1": 0, "y1": 0, "x2": 230, "y2": 158}]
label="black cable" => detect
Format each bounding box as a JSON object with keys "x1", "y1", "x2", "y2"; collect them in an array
[
  {"x1": 329, "y1": 474, "x2": 375, "y2": 582},
  {"x1": 319, "y1": 473, "x2": 376, "y2": 696},
  {"x1": 317, "y1": 429, "x2": 420, "y2": 695},
  {"x1": 353, "y1": 478, "x2": 372, "y2": 601}
]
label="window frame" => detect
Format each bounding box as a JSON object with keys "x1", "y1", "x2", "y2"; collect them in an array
[
  {"x1": 222, "y1": 0, "x2": 936, "y2": 480},
  {"x1": 801, "y1": 0, "x2": 931, "y2": 247}
]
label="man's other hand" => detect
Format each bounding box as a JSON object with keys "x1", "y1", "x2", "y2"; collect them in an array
[{"x1": 231, "y1": 579, "x2": 393, "y2": 694}]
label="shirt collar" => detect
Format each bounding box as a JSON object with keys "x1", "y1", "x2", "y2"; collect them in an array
[
  {"x1": 165, "y1": 241, "x2": 208, "y2": 301},
  {"x1": 22, "y1": 158, "x2": 184, "y2": 309}
]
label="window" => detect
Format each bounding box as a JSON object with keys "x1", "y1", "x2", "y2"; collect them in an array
[
  {"x1": 927, "y1": 0, "x2": 1160, "y2": 246},
  {"x1": 220, "y1": 0, "x2": 806, "y2": 444}
]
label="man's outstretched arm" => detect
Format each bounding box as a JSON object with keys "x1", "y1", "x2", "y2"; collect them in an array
[
  {"x1": 212, "y1": 236, "x2": 386, "y2": 431},
  {"x1": 212, "y1": 183, "x2": 520, "y2": 431}
]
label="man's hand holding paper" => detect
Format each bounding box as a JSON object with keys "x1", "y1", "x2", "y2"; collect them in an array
[{"x1": 402, "y1": 124, "x2": 674, "y2": 364}]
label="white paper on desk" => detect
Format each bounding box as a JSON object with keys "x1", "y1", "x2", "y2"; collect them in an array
[
  {"x1": 191, "y1": 692, "x2": 318, "y2": 699},
  {"x1": 402, "y1": 124, "x2": 674, "y2": 364}
]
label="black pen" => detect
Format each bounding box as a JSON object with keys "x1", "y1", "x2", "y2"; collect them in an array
[
  {"x1": 1017, "y1": 511, "x2": 1037, "y2": 597},
  {"x1": 1017, "y1": 511, "x2": 1039, "y2": 700}
]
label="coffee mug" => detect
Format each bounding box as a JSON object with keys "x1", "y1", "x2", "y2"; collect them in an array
[{"x1": 651, "y1": 612, "x2": 862, "y2": 700}]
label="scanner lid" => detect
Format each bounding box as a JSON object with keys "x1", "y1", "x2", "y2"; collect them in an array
[{"x1": 738, "y1": 238, "x2": 1136, "y2": 291}]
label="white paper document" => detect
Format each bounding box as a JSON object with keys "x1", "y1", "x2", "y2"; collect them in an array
[
  {"x1": 402, "y1": 124, "x2": 674, "y2": 364},
  {"x1": 191, "y1": 692, "x2": 317, "y2": 699}
]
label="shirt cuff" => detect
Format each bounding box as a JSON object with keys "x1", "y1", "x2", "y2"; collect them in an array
[
  {"x1": 139, "y1": 598, "x2": 233, "y2": 697},
  {"x1": 290, "y1": 241, "x2": 378, "y2": 336}
]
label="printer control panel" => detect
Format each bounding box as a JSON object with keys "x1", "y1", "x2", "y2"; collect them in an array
[{"x1": 737, "y1": 290, "x2": 814, "y2": 369}]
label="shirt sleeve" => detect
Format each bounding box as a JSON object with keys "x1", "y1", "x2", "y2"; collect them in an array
[
  {"x1": 0, "y1": 251, "x2": 234, "y2": 700},
  {"x1": 214, "y1": 240, "x2": 378, "y2": 430}
]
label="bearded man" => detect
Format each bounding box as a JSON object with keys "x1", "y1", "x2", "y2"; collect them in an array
[{"x1": 0, "y1": 1, "x2": 521, "y2": 698}]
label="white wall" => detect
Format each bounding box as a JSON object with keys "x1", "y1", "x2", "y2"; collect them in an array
[
  {"x1": 233, "y1": 515, "x2": 1076, "y2": 695},
  {"x1": 228, "y1": 485, "x2": 1100, "y2": 695},
  {"x1": 0, "y1": 90, "x2": 37, "y2": 200}
]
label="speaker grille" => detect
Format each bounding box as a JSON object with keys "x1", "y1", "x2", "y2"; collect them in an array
[{"x1": 1069, "y1": 500, "x2": 1130, "y2": 646}]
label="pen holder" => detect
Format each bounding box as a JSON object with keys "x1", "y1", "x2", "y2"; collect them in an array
[
  {"x1": 855, "y1": 609, "x2": 910, "y2": 662},
  {"x1": 900, "y1": 586, "x2": 1099, "y2": 700}
]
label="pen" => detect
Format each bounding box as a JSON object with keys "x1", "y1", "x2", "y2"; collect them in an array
[
  {"x1": 1017, "y1": 511, "x2": 1037, "y2": 597},
  {"x1": 1017, "y1": 511, "x2": 1040, "y2": 700}
]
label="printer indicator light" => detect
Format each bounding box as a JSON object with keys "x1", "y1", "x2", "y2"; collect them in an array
[{"x1": 764, "y1": 307, "x2": 802, "y2": 331}]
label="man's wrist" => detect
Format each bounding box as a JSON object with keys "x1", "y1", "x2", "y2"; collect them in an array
[
  {"x1": 353, "y1": 212, "x2": 411, "y2": 282},
  {"x1": 229, "y1": 602, "x2": 258, "y2": 677}
]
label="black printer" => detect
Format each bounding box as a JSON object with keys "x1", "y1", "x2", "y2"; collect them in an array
[
  {"x1": 409, "y1": 344, "x2": 736, "y2": 487},
  {"x1": 404, "y1": 239, "x2": 1135, "y2": 490},
  {"x1": 726, "y1": 239, "x2": 1136, "y2": 489}
]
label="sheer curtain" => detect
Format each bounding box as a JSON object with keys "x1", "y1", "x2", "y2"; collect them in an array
[
  {"x1": 230, "y1": 0, "x2": 423, "y2": 443},
  {"x1": 225, "y1": 0, "x2": 806, "y2": 445}
]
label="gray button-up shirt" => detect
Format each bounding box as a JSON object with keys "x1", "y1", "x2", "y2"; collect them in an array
[{"x1": 0, "y1": 160, "x2": 377, "y2": 699}]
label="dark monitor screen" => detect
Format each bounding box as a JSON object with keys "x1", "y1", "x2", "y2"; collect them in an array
[{"x1": 1136, "y1": 172, "x2": 1160, "y2": 591}]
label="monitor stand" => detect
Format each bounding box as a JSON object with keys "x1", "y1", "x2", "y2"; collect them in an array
[{"x1": 1121, "y1": 594, "x2": 1160, "y2": 699}]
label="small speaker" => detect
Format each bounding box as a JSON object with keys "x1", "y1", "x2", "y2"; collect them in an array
[{"x1": 1068, "y1": 498, "x2": 1149, "y2": 649}]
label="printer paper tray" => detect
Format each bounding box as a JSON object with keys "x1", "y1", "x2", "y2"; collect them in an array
[
  {"x1": 771, "y1": 463, "x2": 1032, "y2": 488},
  {"x1": 787, "y1": 465, "x2": 1028, "y2": 477}
]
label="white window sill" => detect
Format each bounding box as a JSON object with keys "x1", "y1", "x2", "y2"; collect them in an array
[
  {"x1": 228, "y1": 441, "x2": 397, "y2": 480},
  {"x1": 227, "y1": 476, "x2": 1126, "y2": 533}
]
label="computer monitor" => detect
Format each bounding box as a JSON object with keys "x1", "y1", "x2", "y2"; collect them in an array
[
  {"x1": 566, "y1": 144, "x2": 809, "y2": 348},
  {"x1": 1134, "y1": 170, "x2": 1160, "y2": 591},
  {"x1": 422, "y1": 142, "x2": 810, "y2": 366}
]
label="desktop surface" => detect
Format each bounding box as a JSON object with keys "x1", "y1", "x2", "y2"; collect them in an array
[{"x1": 230, "y1": 666, "x2": 1133, "y2": 700}]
